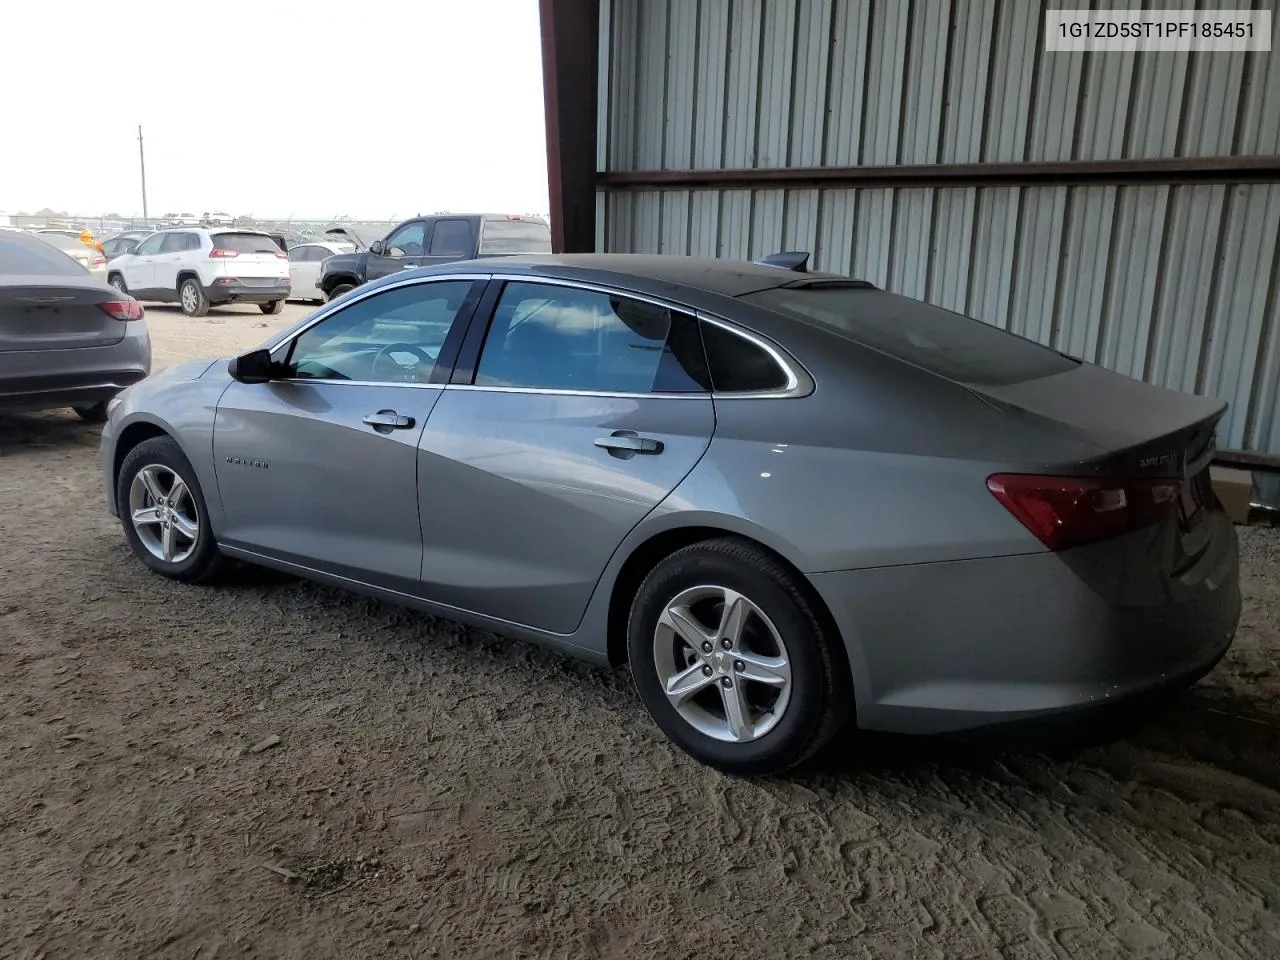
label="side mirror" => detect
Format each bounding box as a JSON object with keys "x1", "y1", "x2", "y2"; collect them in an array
[
  {"x1": 228, "y1": 348, "x2": 276, "y2": 384},
  {"x1": 369, "y1": 239, "x2": 383, "y2": 255}
]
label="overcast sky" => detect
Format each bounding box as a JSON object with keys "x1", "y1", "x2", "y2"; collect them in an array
[{"x1": 1, "y1": 0, "x2": 549, "y2": 219}]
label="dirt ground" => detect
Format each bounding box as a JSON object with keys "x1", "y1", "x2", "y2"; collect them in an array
[{"x1": 1, "y1": 301, "x2": 1278, "y2": 959}]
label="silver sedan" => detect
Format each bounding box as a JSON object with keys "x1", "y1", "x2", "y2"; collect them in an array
[
  {"x1": 1, "y1": 230, "x2": 150, "y2": 422},
  {"x1": 98, "y1": 254, "x2": 1240, "y2": 775}
]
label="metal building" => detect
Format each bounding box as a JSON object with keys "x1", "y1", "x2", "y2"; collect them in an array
[{"x1": 540, "y1": 0, "x2": 1280, "y2": 457}]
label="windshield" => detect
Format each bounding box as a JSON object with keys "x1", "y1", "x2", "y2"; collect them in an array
[
  {"x1": 478, "y1": 219, "x2": 552, "y2": 254},
  {"x1": 212, "y1": 232, "x2": 281, "y2": 254},
  {"x1": 742, "y1": 285, "x2": 1079, "y2": 386}
]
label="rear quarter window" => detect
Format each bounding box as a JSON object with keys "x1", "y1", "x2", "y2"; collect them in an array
[
  {"x1": 742, "y1": 286, "x2": 1078, "y2": 386},
  {"x1": 477, "y1": 219, "x2": 552, "y2": 254},
  {"x1": 700, "y1": 321, "x2": 790, "y2": 393}
]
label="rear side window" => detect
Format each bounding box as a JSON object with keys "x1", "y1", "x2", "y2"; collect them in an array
[
  {"x1": 162, "y1": 232, "x2": 200, "y2": 253},
  {"x1": 212, "y1": 232, "x2": 280, "y2": 254},
  {"x1": 742, "y1": 286, "x2": 1078, "y2": 386},
  {"x1": 429, "y1": 219, "x2": 472, "y2": 256},
  {"x1": 700, "y1": 321, "x2": 790, "y2": 393},
  {"x1": 477, "y1": 218, "x2": 552, "y2": 254},
  {"x1": 0, "y1": 235, "x2": 85, "y2": 276},
  {"x1": 474, "y1": 281, "x2": 705, "y2": 393}
]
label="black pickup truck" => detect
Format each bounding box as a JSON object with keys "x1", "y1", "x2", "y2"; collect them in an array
[{"x1": 318, "y1": 213, "x2": 552, "y2": 300}]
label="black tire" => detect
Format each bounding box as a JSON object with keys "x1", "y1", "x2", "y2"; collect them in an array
[
  {"x1": 116, "y1": 435, "x2": 226, "y2": 583},
  {"x1": 108, "y1": 274, "x2": 128, "y2": 295},
  {"x1": 178, "y1": 277, "x2": 210, "y2": 317},
  {"x1": 326, "y1": 283, "x2": 355, "y2": 302},
  {"x1": 73, "y1": 401, "x2": 109, "y2": 423},
  {"x1": 260, "y1": 300, "x2": 284, "y2": 315},
  {"x1": 627, "y1": 538, "x2": 851, "y2": 776}
]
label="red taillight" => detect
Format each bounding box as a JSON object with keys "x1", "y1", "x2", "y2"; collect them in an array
[
  {"x1": 987, "y1": 474, "x2": 1182, "y2": 552},
  {"x1": 91, "y1": 253, "x2": 107, "y2": 267},
  {"x1": 209, "y1": 247, "x2": 239, "y2": 258},
  {"x1": 98, "y1": 299, "x2": 144, "y2": 321},
  {"x1": 274, "y1": 249, "x2": 288, "y2": 259}
]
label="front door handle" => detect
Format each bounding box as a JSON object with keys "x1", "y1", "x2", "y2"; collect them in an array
[
  {"x1": 363, "y1": 409, "x2": 415, "y2": 432},
  {"x1": 594, "y1": 430, "x2": 664, "y2": 457}
]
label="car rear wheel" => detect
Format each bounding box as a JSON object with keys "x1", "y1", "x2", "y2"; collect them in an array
[
  {"x1": 260, "y1": 300, "x2": 283, "y2": 315},
  {"x1": 73, "y1": 401, "x2": 108, "y2": 423},
  {"x1": 326, "y1": 283, "x2": 354, "y2": 301},
  {"x1": 117, "y1": 436, "x2": 226, "y2": 583},
  {"x1": 108, "y1": 274, "x2": 127, "y2": 294},
  {"x1": 179, "y1": 278, "x2": 210, "y2": 317},
  {"x1": 627, "y1": 538, "x2": 850, "y2": 776}
]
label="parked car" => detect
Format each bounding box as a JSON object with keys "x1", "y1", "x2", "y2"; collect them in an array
[
  {"x1": 318, "y1": 214, "x2": 551, "y2": 300},
  {"x1": 106, "y1": 227, "x2": 290, "y2": 317},
  {"x1": 203, "y1": 212, "x2": 235, "y2": 227},
  {"x1": 102, "y1": 231, "x2": 153, "y2": 261},
  {"x1": 99, "y1": 253, "x2": 1239, "y2": 776},
  {"x1": 1, "y1": 229, "x2": 149, "y2": 422},
  {"x1": 287, "y1": 240, "x2": 356, "y2": 303},
  {"x1": 34, "y1": 232, "x2": 108, "y2": 279}
]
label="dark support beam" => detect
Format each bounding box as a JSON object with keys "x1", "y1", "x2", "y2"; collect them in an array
[
  {"x1": 598, "y1": 155, "x2": 1280, "y2": 191},
  {"x1": 539, "y1": 0, "x2": 599, "y2": 252}
]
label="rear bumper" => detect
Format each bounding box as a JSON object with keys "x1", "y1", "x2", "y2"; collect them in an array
[
  {"x1": 809, "y1": 511, "x2": 1241, "y2": 735},
  {"x1": 0, "y1": 324, "x2": 151, "y2": 413},
  {"x1": 206, "y1": 281, "x2": 290, "y2": 304}
]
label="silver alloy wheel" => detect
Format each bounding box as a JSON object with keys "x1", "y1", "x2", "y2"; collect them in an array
[
  {"x1": 180, "y1": 281, "x2": 199, "y2": 313},
  {"x1": 653, "y1": 584, "x2": 793, "y2": 743},
  {"x1": 110, "y1": 276, "x2": 126, "y2": 292},
  {"x1": 128, "y1": 464, "x2": 199, "y2": 564}
]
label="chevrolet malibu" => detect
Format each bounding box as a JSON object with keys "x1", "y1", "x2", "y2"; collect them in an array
[{"x1": 99, "y1": 254, "x2": 1240, "y2": 775}]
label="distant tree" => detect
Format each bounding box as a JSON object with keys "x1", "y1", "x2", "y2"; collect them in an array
[{"x1": 103, "y1": 212, "x2": 122, "y2": 219}]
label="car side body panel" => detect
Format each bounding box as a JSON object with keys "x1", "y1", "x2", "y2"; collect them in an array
[{"x1": 100, "y1": 359, "x2": 229, "y2": 528}]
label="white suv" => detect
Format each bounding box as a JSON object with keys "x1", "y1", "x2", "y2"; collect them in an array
[{"x1": 106, "y1": 228, "x2": 291, "y2": 317}]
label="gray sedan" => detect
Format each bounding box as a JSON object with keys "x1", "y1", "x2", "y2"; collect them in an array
[
  {"x1": 1, "y1": 230, "x2": 151, "y2": 422},
  {"x1": 98, "y1": 254, "x2": 1240, "y2": 775}
]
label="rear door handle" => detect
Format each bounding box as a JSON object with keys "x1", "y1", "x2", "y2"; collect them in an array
[
  {"x1": 594, "y1": 431, "x2": 664, "y2": 456},
  {"x1": 363, "y1": 409, "x2": 415, "y2": 431}
]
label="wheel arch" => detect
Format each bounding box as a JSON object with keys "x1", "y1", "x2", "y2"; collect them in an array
[
  {"x1": 112, "y1": 418, "x2": 177, "y2": 497},
  {"x1": 320, "y1": 272, "x2": 361, "y2": 295},
  {"x1": 602, "y1": 523, "x2": 856, "y2": 704}
]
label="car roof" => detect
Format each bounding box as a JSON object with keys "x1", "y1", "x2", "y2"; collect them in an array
[{"x1": 442, "y1": 253, "x2": 843, "y2": 298}]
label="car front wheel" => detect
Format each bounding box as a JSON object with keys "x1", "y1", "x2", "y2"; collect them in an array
[
  {"x1": 627, "y1": 538, "x2": 850, "y2": 776},
  {"x1": 108, "y1": 274, "x2": 128, "y2": 294},
  {"x1": 117, "y1": 436, "x2": 226, "y2": 583},
  {"x1": 326, "y1": 283, "x2": 354, "y2": 302}
]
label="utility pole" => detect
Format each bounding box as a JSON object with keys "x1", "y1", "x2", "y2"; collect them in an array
[{"x1": 137, "y1": 125, "x2": 149, "y2": 225}]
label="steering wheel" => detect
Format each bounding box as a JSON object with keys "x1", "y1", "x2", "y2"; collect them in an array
[{"x1": 370, "y1": 342, "x2": 434, "y2": 381}]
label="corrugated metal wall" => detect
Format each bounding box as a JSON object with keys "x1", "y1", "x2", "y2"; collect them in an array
[{"x1": 596, "y1": 0, "x2": 1280, "y2": 454}]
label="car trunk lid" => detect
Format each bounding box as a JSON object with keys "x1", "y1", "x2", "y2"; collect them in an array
[
  {"x1": 0, "y1": 277, "x2": 131, "y2": 351},
  {"x1": 975, "y1": 363, "x2": 1226, "y2": 570}
]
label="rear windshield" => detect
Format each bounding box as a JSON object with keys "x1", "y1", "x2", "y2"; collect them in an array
[
  {"x1": 478, "y1": 219, "x2": 552, "y2": 254},
  {"x1": 212, "y1": 232, "x2": 282, "y2": 254},
  {"x1": 0, "y1": 235, "x2": 86, "y2": 276},
  {"x1": 742, "y1": 285, "x2": 1078, "y2": 386}
]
